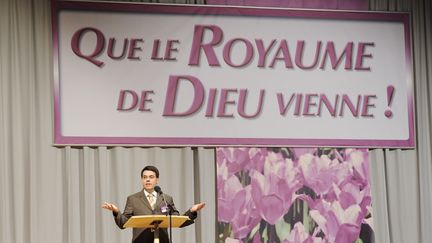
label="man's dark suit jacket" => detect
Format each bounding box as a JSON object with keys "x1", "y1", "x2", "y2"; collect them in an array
[{"x1": 113, "y1": 190, "x2": 197, "y2": 243}]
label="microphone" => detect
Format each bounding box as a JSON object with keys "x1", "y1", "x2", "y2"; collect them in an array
[{"x1": 154, "y1": 186, "x2": 163, "y2": 195}]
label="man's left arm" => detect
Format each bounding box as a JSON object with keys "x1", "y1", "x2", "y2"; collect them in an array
[
  {"x1": 180, "y1": 202, "x2": 206, "y2": 227},
  {"x1": 166, "y1": 196, "x2": 205, "y2": 226}
]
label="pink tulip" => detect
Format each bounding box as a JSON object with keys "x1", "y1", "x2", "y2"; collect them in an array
[
  {"x1": 217, "y1": 175, "x2": 246, "y2": 223},
  {"x1": 298, "y1": 154, "x2": 349, "y2": 196},
  {"x1": 291, "y1": 148, "x2": 318, "y2": 161},
  {"x1": 345, "y1": 149, "x2": 370, "y2": 187},
  {"x1": 246, "y1": 148, "x2": 268, "y2": 173},
  {"x1": 217, "y1": 148, "x2": 250, "y2": 174},
  {"x1": 250, "y1": 152, "x2": 301, "y2": 225},
  {"x1": 310, "y1": 200, "x2": 362, "y2": 243},
  {"x1": 284, "y1": 222, "x2": 327, "y2": 243},
  {"x1": 332, "y1": 182, "x2": 372, "y2": 231},
  {"x1": 230, "y1": 186, "x2": 261, "y2": 239},
  {"x1": 333, "y1": 183, "x2": 371, "y2": 211},
  {"x1": 217, "y1": 171, "x2": 260, "y2": 239}
]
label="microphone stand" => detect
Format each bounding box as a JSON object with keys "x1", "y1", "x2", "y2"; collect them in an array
[
  {"x1": 168, "y1": 203, "x2": 173, "y2": 243},
  {"x1": 159, "y1": 191, "x2": 173, "y2": 243}
]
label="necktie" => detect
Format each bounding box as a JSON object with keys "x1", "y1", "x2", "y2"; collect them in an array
[{"x1": 147, "y1": 193, "x2": 155, "y2": 210}]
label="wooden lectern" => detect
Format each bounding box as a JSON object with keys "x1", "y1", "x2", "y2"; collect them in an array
[{"x1": 124, "y1": 215, "x2": 189, "y2": 243}]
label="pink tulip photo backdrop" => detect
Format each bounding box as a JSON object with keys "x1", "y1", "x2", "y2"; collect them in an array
[{"x1": 216, "y1": 148, "x2": 374, "y2": 243}]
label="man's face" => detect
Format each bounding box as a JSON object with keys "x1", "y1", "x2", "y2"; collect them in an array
[{"x1": 141, "y1": 170, "x2": 159, "y2": 192}]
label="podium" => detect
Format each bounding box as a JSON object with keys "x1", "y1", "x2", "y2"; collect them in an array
[{"x1": 124, "y1": 215, "x2": 189, "y2": 243}]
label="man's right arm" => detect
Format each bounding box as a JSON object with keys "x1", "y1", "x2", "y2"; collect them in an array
[
  {"x1": 103, "y1": 197, "x2": 134, "y2": 229},
  {"x1": 113, "y1": 197, "x2": 134, "y2": 229}
]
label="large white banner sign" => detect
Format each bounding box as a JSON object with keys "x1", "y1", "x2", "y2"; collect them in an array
[{"x1": 52, "y1": 1, "x2": 414, "y2": 147}]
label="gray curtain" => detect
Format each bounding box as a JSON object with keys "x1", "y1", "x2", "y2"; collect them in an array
[
  {"x1": 368, "y1": 0, "x2": 432, "y2": 243},
  {"x1": 0, "y1": 0, "x2": 216, "y2": 243},
  {"x1": 0, "y1": 0, "x2": 431, "y2": 243}
]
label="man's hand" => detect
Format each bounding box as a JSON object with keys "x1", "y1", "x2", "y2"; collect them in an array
[
  {"x1": 190, "y1": 202, "x2": 206, "y2": 212},
  {"x1": 102, "y1": 202, "x2": 119, "y2": 213}
]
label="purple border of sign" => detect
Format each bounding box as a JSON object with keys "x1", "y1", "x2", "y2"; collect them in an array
[{"x1": 51, "y1": 1, "x2": 415, "y2": 148}]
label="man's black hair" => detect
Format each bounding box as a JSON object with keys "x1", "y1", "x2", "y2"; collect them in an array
[{"x1": 141, "y1": 165, "x2": 159, "y2": 178}]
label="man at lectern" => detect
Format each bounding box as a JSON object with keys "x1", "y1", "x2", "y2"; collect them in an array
[{"x1": 102, "y1": 165, "x2": 205, "y2": 243}]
